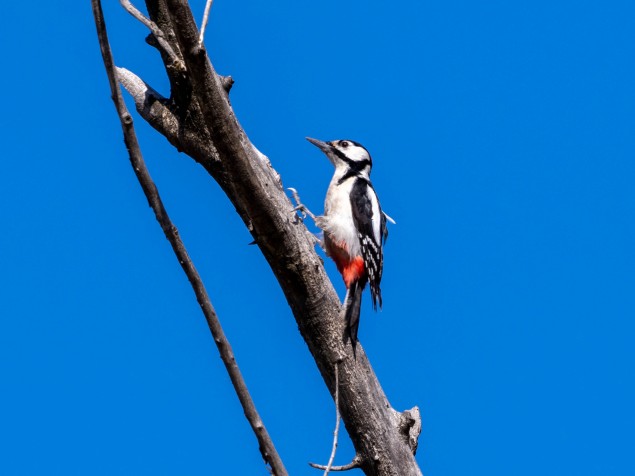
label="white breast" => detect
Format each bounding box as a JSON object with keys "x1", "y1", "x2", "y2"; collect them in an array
[{"x1": 320, "y1": 173, "x2": 361, "y2": 257}]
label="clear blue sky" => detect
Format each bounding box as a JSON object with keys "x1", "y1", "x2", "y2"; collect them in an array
[{"x1": 1, "y1": 0, "x2": 634, "y2": 474}]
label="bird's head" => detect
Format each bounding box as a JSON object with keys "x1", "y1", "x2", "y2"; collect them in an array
[{"x1": 306, "y1": 137, "x2": 372, "y2": 177}]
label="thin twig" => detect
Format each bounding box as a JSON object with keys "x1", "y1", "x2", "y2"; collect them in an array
[
  {"x1": 309, "y1": 363, "x2": 346, "y2": 474},
  {"x1": 309, "y1": 457, "x2": 362, "y2": 472},
  {"x1": 91, "y1": 2, "x2": 287, "y2": 475},
  {"x1": 198, "y1": 0, "x2": 214, "y2": 47},
  {"x1": 119, "y1": 0, "x2": 184, "y2": 69},
  {"x1": 324, "y1": 363, "x2": 341, "y2": 475}
]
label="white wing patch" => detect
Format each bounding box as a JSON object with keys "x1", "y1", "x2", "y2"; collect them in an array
[{"x1": 369, "y1": 187, "x2": 381, "y2": 245}]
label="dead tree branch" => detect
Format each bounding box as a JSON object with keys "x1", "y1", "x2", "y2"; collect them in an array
[
  {"x1": 91, "y1": 1, "x2": 287, "y2": 474},
  {"x1": 95, "y1": 0, "x2": 423, "y2": 473}
]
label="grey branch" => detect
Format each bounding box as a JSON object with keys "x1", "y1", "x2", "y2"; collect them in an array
[
  {"x1": 92, "y1": 2, "x2": 287, "y2": 475},
  {"x1": 108, "y1": 0, "x2": 424, "y2": 474}
]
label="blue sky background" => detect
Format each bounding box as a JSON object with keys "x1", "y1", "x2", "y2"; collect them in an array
[{"x1": 1, "y1": 0, "x2": 634, "y2": 474}]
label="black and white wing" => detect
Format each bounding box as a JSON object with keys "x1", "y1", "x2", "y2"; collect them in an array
[{"x1": 350, "y1": 179, "x2": 385, "y2": 309}]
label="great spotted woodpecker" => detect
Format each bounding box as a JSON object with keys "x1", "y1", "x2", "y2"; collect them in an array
[{"x1": 306, "y1": 137, "x2": 391, "y2": 352}]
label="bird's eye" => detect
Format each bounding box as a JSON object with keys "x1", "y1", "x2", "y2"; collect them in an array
[{"x1": 340, "y1": 141, "x2": 349, "y2": 148}]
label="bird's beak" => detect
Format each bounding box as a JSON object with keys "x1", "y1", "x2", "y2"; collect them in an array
[{"x1": 306, "y1": 137, "x2": 331, "y2": 154}]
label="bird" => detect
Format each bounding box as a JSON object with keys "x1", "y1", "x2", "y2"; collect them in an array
[{"x1": 306, "y1": 137, "x2": 390, "y2": 353}]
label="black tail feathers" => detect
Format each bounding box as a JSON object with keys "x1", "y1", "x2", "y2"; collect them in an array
[{"x1": 343, "y1": 280, "x2": 364, "y2": 357}]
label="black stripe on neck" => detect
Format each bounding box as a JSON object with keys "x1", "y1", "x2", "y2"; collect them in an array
[
  {"x1": 331, "y1": 150, "x2": 371, "y2": 184},
  {"x1": 338, "y1": 169, "x2": 371, "y2": 186}
]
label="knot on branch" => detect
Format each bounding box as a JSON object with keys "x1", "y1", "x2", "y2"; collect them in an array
[
  {"x1": 398, "y1": 406, "x2": 422, "y2": 455},
  {"x1": 220, "y1": 75, "x2": 234, "y2": 93},
  {"x1": 189, "y1": 44, "x2": 205, "y2": 58}
]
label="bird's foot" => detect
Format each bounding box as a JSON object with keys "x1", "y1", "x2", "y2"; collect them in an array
[{"x1": 288, "y1": 187, "x2": 317, "y2": 222}]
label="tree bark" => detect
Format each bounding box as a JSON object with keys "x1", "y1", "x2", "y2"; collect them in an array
[{"x1": 113, "y1": 1, "x2": 423, "y2": 474}]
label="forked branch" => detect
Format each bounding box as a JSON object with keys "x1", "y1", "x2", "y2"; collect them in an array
[{"x1": 119, "y1": 0, "x2": 183, "y2": 69}]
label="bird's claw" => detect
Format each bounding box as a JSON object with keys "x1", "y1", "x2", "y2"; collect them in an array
[{"x1": 288, "y1": 187, "x2": 317, "y2": 222}]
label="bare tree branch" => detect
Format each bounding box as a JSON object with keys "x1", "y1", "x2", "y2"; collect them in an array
[
  {"x1": 198, "y1": 0, "x2": 214, "y2": 47},
  {"x1": 91, "y1": 2, "x2": 287, "y2": 474}
]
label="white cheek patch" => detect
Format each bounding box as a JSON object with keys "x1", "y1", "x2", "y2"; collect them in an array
[{"x1": 346, "y1": 145, "x2": 369, "y2": 163}]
